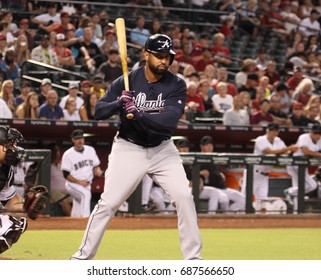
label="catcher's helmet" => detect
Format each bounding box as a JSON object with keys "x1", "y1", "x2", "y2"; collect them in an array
[
  {"x1": 145, "y1": 34, "x2": 175, "y2": 64},
  {"x1": 0, "y1": 125, "x2": 25, "y2": 147},
  {"x1": 0, "y1": 125, "x2": 9, "y2": 145}
]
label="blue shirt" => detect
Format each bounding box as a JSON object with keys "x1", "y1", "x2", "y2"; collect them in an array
[
  {"x1": 130, "y1": 28, "x2": 150, "y2": 46},
  {"x1": 95, "y1": 66, "x2": 186, "y2": 147},
  {"x1": 38, "y1": 103, "x2": 64, "y2": 120}
]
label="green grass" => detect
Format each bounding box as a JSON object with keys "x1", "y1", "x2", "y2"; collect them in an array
[{"x1": 2, "y1": 228, "x2": 321, "y2": 260}]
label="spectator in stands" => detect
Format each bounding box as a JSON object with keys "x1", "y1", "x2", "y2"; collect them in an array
[
  {"x1": 263, "y1": 60, "x2": 280, "y2": 86},
  {"x1": 0, "y1": 33, "x2": 8, "y2": 59},
  {"x1": 194, "y1": 48, "x2": 215, "y2": 72},
  {"x1": 198, "y1": 79, "x2": 215, "y2": 111},
  {"x1": 0, "y1": 21, "x2": 15, "y2": 47},
  {"x1": 299, "y1": 0, "x2": 314, "y2": 18},
  {"x1": 280, "y1": 2, "x2": 301, "y2": 33},
  {"x1": 305, "y1": 95, "x2": 321, "y2": 112},
  {"x1": 13, "y1": 34, "x2": 30, "y2": 66},
  {"x1": 186, "y1": 81, "x2": 205, "y2": 113},
  {"x1": 149, "y1": 17, "x2": 165, "y2": 35},
  {"x1": 202, "y1": 64, "x2": 216, "y2": 85},
  {"x1": 292, "y1": 78, "x2": 314, "y2": 106},
  {"x1": 304, "y1": 104, "x2": 320, "y2": 126},
  {"x1": 238, "y1": 0, "x2": 260, "y2": 36},
  {"x1": 210, "y1": 32, "x2": 231, "y2": 66},
  {"x1": 259, "y1": 75, "x2": 272, "y2": 98},
  {"x1": 91, "y1": 75, "x2": 105, "y2": 98},
  {"x1": 31, "y1": 35, "x2": 59, "y2": 66},
  {"x1": 53, "y1": 33, "x2": 75, "y2": 69},
  {"x1": 182, "y1": 64, "x2": 197, "y2": 85},
  {"x1": 290, "y1": 101, "x2": 311, "y2": 127},
  {"x1": 238, "y1": 73, "x2": 259, "y2": 99},
  {"x1": 254, "y1": 48, "x2": 269, "y2": 69},
  {"x1": 250, "y1": 99, "x2": 274, "y2": 125},
  {"x1": 90, "y1": 12, "x2": 103, "y2": 45},
  {"x1": 15, "y1": 91, "x2": 39, "y2": 119},
  {"x1": 287, "y1": 66, "x2": 304, "y2": 95},
  {"x1": 0, "y1": 49, "x2": 20, "y2": 81},
  {"x1": 235, "y1": 58, "x2": 257, "y2": 88},
  {"x1": 212, "y1": 81, "x2": 234, "y2": 114},
  {"x1": 216, "y1": 0, "x2": 236, "y2": 13},
  {"x1": 38, "y1": 78, "x2": 52, "y2": 105},
  {"x1": 39, "y1": 12, "x2": 75, "y2": 35},
  {"x1": 223, "y1": 94, "x2": 250, "y2": 126},
  {"x1": 98, "y1": 28, "x2": 118, "y2": 50},
  {"x1": 75, "y1": 16, "x2": 92, "y2": 38},
  {"x1": 213, "y1": 67, "x2": 238, "y2": 97},
  {"x1": 38, "y1": 89, "x2": 64, "y2": 120},
  {"x1": 98, "y1": 48, "x2": 122, "y2": 83},
  {"x1": 14, "y1": 80, "x2": 31, "y2": 106},
  {"x1": 240, "y1": 91, "x2": 252, "y2": 116},
  {"x1": 59, "y1": 82, "x2": 84, "y2": 110},
  {"x1": 271, "y1": 83, "x2": 292, "y2": 114},
  {"x1": 47, "y1": 143, "x2": 72, "y2": 216},
  {"x1": 31, "y1": 3, "x2": 60, "y2": 26},
  {"x1": 260, "y1": 1, "x2": 287, "y2": 36},
  {"x1": 268, "y1": 94, "x2": 292, "y2": 126},
  {"x1": 168, "y1": 59, "x2": 185, "y2": 81},
  {"x1": 79, "y1": 92, "x2": 98, "y2": 121},
  {"x1": 242, "y1": 123, "x2": 297, "y2": 212},
  {"x1": 80, "y1": 80, "x2": 92, "y2": 100},
  {"x1": 199, "y1": 135, "x2": 245, "y2": 213},
  {"x1": 0, "y1": 96, "x2": 12, "y2": 118},
  {"x1": 77, "y1": 27, "x2": 101, "y2": 73},
  {"x1": 130, "y1": 15, "x2": 150, "y2": 47},
  {"x1": 305, "y1": 34, "x2": 319, "y2": 53},
  {"x1": 219, "y1": 15, "x2": 235, "y2": 38},
  {"x1": 63, "y1": 96, "x2": 81, "y2": 121},
  {"x1": 190, "y1": 33, "x2": 211, "y2": 63},
  {"x1": 13, "y1": 19, "x2": 35, "y2": 51},
  {"x1": 299, "y1": 9, "x2": 321, "y2": 38},
  {"x1": 176, "y1": 43, "x2": 195, "y2": 72},
  {"x1": 64, "y1": 27, "x2": 94, "y2": 72},
  {"x1": 1, "y1": 11, "x2": 17, "y2": 34},
  {"x1": 0, "y1": 79, "x2": 15, "y2": 113},
  {"x1": 305, "y1": 51, "x2": 321, "y2": 77}
]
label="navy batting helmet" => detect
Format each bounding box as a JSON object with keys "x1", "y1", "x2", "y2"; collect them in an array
[{"x1": 145, "y1": 34, "x2": 175, "y2": 64}]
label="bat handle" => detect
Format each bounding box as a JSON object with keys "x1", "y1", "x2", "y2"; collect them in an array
[{"x1": 126, "y1": 113, "x2": 134, "y2": 119}]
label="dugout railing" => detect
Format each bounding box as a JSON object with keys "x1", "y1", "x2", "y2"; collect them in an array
[{"x1": 179, "y1": 153, "x2": 321, "y2": 214}]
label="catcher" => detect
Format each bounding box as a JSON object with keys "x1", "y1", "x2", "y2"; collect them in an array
[{"x1": 0, "y1": 125, "x2": 48, "y2": 254}]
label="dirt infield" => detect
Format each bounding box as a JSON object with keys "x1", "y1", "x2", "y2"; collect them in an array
[{"x1": 27, "y1": 214, "x2": 321, "y2": 230}]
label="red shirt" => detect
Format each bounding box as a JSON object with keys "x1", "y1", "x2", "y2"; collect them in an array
[
  {"x1": 186, "y1": 94, "x2": 205, "y2": 112},
  {"x1": 210, "y1": 45, "x2": 230, "y2": 58},
  {"x1": 287, "y1": 77, "x2": 303, "y2": 91},
  {"x1": 250, "y1": 112, "x2": 274, "y2": 125}
]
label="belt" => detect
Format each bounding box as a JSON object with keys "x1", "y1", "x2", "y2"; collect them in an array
[
  {"x1": 256, "y1": 170, "x2": 269, "y2": 176},
  {"x1": 14, "y1": 183, "x2": 24, "y2": 187}
]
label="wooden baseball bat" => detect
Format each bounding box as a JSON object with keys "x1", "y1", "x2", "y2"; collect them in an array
[{"x1": 115, "y1": 18, "x2": 133, "y2": 119}]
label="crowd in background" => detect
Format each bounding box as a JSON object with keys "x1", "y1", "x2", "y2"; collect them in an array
[{"x1": 0, "y1": 1, "x2": 321, "y2": 127}]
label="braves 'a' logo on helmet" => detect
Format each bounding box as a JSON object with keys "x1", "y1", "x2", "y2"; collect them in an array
[{"x1": 157, "y1": 39, "x2": 171, "y2": 51}]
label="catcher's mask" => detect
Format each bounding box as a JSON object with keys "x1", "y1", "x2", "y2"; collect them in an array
[
  {"x1": 0, "y1": 126, "x2": 25, "y2": 152},
  {"x1": 144, "y1": 34, "x2": 175, "y2": 65}
]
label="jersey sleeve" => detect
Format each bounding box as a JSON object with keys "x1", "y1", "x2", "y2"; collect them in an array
[
  {"x1": 138, "y1": 77, "x2": 186, "y2": 131},
  {"x1": 61, "y1": 152, "x2": 72, "y2": 173}
]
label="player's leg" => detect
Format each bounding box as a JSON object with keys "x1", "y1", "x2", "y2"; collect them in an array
[
  {"x1": 141, "y1": 174, "x2": 153, "y2": 210},
  {"x1": 199, "y1": 186, "x2": 219, "y2": 213},
  {"x1": 150, "y1": 187, "x2": 166, "y2": 212},
  {"x1": 71, "y1": 137, "x2": 148, "y2": 260},
  {"x1": 224, "y1": 188, "x2": 246, "y2": 212},
  {"x1": 150, "y1": 141, "x2": 202, "y2": 260},
  {"x1": 253, "y1": 174, "x2": 269, "y2": 212},
  {"x1": 65, "y1": 184, "x2": 89, "y2": 217}
]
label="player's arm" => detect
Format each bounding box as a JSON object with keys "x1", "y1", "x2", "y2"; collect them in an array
[
  {"x1": 301, "y1": 146, "x2": 321, "y2": 157},
  {"x1": 135, "y1": 80, "x2": 186, "y2": 130},
  {"x1": 62, "y1": 170, "x2": 89, "y2": 187},
  {"x1": 93, "y1": 166, "x2": 104, "y2": 177}
]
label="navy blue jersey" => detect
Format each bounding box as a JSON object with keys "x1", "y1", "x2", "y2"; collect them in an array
[{"x1": 95, "y1": 67, "x2": 186, "y2": 147}]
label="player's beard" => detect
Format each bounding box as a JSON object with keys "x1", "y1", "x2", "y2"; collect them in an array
[{"x1": 148, "y1": 60, "x2": 168, "y2": 76}]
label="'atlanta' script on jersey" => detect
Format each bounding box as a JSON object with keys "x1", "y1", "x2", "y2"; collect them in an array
[{"x1": 135, "y1": 92, "x2": 165, "y2": 112}]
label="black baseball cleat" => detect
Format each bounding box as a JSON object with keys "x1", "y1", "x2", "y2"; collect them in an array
[{"x1": 141, "y1": 204, "x2": 154, "y2": 212}]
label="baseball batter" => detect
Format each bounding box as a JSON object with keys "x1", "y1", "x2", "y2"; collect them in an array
[
  {"x1": 285, "y1": 124, "x2": 321, "y2": 212},
  {"x1": 61, "y1": 129, "x2": 104, "y2": 218},
  {"x1": 71, "y1": 34, "x2": 202, "y2": 260},
  {"x1": 242, "y1": 123, "x2": 297, "y2": 212}
]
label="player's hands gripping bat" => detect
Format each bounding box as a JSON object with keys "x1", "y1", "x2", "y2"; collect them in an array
[{"x1": 115, "y1": 18, "x2": 134, "y2": 119}]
